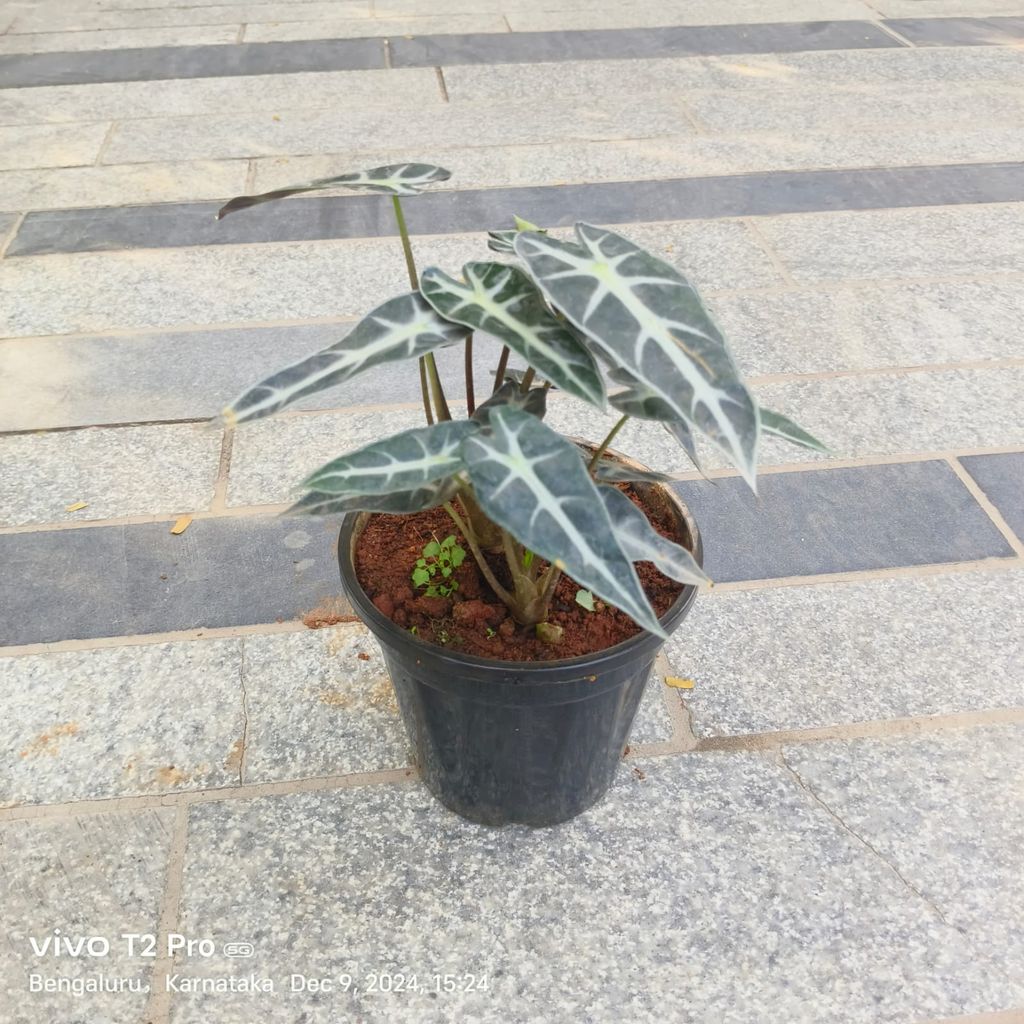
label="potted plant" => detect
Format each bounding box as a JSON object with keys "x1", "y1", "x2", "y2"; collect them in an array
[{"x1": 216, "y1": 163, "x2": 825, "y2": 827}]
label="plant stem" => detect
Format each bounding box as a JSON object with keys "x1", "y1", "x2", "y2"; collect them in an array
[
  {"x1": 443, "y1": 502, "x2": 514, "y2": 606},
  {"x1": 587, "y1": 414, "x2": 629, "y2": 472},
  {"x1": 391, "y1": 194, "x2": 449, "y2": 424},
  {"x1": 464, "y1": 333, "x2": 475, "y2": 415},
  {"x1": 492, "y1": 345, "x2": 510, "y2": 394},
  {"x1": 391, "y1": 195, "x2": 418, "y2": 290},
  {"x1": 418, "y1": 358, "x2": 434, "y2": 425},
  {"x1": 519, "y1": 366, "x2": 536, "y2": 393}
]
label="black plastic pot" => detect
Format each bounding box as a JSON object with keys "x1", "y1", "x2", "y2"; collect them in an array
[{"x1": 337, "y1": 466, "x2": 702, "y2": 828}]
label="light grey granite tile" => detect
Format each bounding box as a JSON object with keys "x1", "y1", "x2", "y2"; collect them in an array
[
  {"x1": 0, "y1": 161, "x2": 248, "y2": 214},
  {"x1": 786, "y1": 725, "x2": 1024, "y2": 980},
  {"x1": 172, "y1": 753, "x2": 1015, "y2": 1023},
  {"x1": 0, "y1": 122, "x2": 109, "y2": 172},
  {"x1": 0, "y1": 68, "x2": 441, "y2": 126},
  {"x1": 0, "y1": 24, "x2": 240, "y2": 54},
  {"x1": 729, "y1": 366, "x2": 1024, "y2": 470},
  {"x1": 241, "y1": 625, "x2": 410, "y2": 783},
  {"x1": 627, "y1": 671, "x2": 675, "y2": 746},
  {"x1": 0, "y1": 640, "x2": 244, "y2": 805},
  {"x1": 11, "y1": 0, "x2": 372, "y2": 32},
  {"x1": 245, "y1": 13, "x2": 506, "y2": 41},
  {"x1": 713, "y1": 279, "x2": 1024, "y2": 376},
  {"x1": 760, "y1": 203, "x2": 1024, "y2": 283},
  {"x1": 508, "y1": 0, "x2": 877, "y2": 30},
  {"x1": 688, "y1": 82, "x2": 1024, "y2": 133},
  {"x1": 667, "y1": 570, "x2": 1024, "y2": 738},
  {"x1": 253, "y1": 126, "x2": 1024, "y2": 194},
  {"x1": 100, "y1": 93, "x2": 701, "y2": 164},
  {"x1": 0, "y1": 423, "x2": 222, "y2": 527},
  {"x1": 0, "y1": 809, "x2": 171, "y2": 1024}
]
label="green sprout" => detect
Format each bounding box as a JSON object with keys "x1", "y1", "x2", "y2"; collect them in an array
[{"x1": 411, "y1": 534, "x2": 467, "y2": 598}]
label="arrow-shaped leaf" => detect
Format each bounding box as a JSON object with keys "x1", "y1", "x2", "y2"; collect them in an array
[
  {"x1": 218, "y1": 162, "x2": 451, "y2": 218},
  {"x1": 592, "y1": 459, "x2": 675, "y2": 485},
  {"x1": 420, "y1": 261, "x2": 606, "y2": 410},
  {"x1": 487, "y1": 216, "x2": 546, "y2": 255},
  {"x1": 302, "y1": 421, "x2": 478, "y2": 495},
  {"x1": 472, "y1": 380, "x2": 548, "y2": 426},
  {"x1": 287, "y1": 476, "x2": 461, "y2": 517},
  {"x1": 607, "y1": 368, "x2": 702, "y2": 471},
  {"x1": 515, "y1": 223, "x2": 759, "y2": 487},
  {"x1": 462, "y1": 406, "x2": 666, "y2": 637},
  {"x1": 760, "y1": 408, "x2": 829, "y2": 453},
  {"x1": 600, "y1": 485, "x2": 708, "y2": 587},
  {"x1": 220, "y1": 292, "x2": 468, "y2": 426}
]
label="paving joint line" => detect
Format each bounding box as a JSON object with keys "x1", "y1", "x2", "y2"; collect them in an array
[
  {"x1": 870, "y1": 19, "x2": 917, "y2": 48},
  {"x1": 142, "y1": 801, "x2": 189, "y2": 1024},
  {"x1": 93, "y1": 121, "x2": 119, "y2": 167},
  {"x1": 209, "y1": 427, "x2": 233, "y2": 513},
  {"x1": 946, "y1": 455, "x2": 1024, "y2": 558},
  {"x1": 777, "y1": 749, "x2": 951, "y2": 925},
  {"x1": 236, "y1": 641, "x2": 248, "y2": 787},
  {"x1": 434, "y1": 65, "x2": 448, "y2": 101},
  {"x1": 741, "y1": 215, "x2": 800, "y2": 287},
  {"x1": 0, "y1": 210, "x2": 23, "y2": 258}
]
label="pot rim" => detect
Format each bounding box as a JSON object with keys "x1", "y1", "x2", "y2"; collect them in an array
[{"x1": 337, "y1": 442, "x2": 703, "y2": 679}]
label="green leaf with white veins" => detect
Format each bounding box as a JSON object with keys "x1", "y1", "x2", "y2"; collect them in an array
[
  {"x1": 220, "y1": 292, "x2": 468, "y2": 427},
  {"x1": 760, "y1": 408, "x2": 830, "y2": 453},
  {"x1": 462, "y1": 406, "x2": 666, "y2": 637},
  {"x1": 515, "y1": 223, "x2": 759, "y2": 487},
  {"x1": 600, "y1": 485, "x2": 709, "y2": 587},
  {"x1": 420, "y1": 262, "x2": 606, "y2": 409},
  {"x1": 217, "y1": 163, "x2": 451, "y2": 218},
  {"x1": 287, "y1": 477, "x2": 460, "y2": 517},
  {"x1": 302, "y1": 421, "x2": 478, "y2": 495}
]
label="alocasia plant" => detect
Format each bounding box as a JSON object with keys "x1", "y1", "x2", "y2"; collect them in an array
[{"x1": 216, "y1": 163, "x2": 826, "y2": 641}]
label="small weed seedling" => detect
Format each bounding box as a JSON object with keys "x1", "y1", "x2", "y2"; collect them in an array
[{"x1": 412, "y1": 534, "x2": 467, "y2": 598}]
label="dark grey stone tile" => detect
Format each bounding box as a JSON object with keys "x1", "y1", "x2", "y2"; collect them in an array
[
  {"x1": 390, "y1": 21, "x2": 902, "y2": 67},
  {"x1": 673, "y1": 460, "x2": 1015, "y2": 583},
  {"x1": 0, "y1": 37, "x2": 385, "y2": 90},
  {"x1": 885, "y1": 16, "x2": 1024, "y2": 47},
  {"x1": 0, "y1": 514, "x2": 348, "y2": 647},
  {"x1": 958, "y1": 452, "x2": 1024, "y2": 544},
  {"x1": 12, "y1": 162, "x2": 1024, "y2": 257},
  {"x1": 0, "y1": 324, "x2": 497, "y2": 430}
]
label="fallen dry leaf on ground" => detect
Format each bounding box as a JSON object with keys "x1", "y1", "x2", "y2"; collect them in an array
[
  {"x1": 665, "y1": 676, "x2": 696, "y2": 690},
  {"x1": 170, "y1": 516, "x2": 192, "y2": 535}
]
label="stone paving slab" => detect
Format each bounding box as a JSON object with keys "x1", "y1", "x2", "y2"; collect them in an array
[
  {"x1": 241, "y1": 625, "x2": 410, "y2": 784},
  {"x1": 0, "y1": 36, "x2": 386, "y2": 89},
  {"x1": 388, "y1": 20, "x2": 902, "y2": 68},
  {"x1": 13, "y1": 163, "x2": 1024, "y2": 257},
  {"x1": 667, "y1": 570, "x2": 1024, "y2": 737},
  {"x1": 1, "y1": 639, "x2": 244, "y2": 804},
  {"x1": 0, "y1": 121, "x2": 108, "y2": 171},
  {"x1": 0, "y1": 221, "x2": 778, "y2": 338},
  {"x1": 759, "y1": 203, "x2": 1024, "y2": 282},
  {"x1": 715, "y1": 279, "x2": 1024, "y2": 377},
  {"x1": 506, "y1": 0, "x2": 878, "y2": 31},
  {"x1": 99, "y1": 93, "x2": 703, "y2": 164},
  {"x1": 886, "y1": 15, "x2": 1024, "y2": 46},
  {"x1": 241, "y1": 127, "x2": 1024, "y2": 200},
  {"x1": 0, "y1": 68, "x2": 442, "y2": 128},
  {"x1": 9, "y1": 0, "x2": 374, "y2": 32},
  {"x1": 244, "y1": 14, "x2": 508, "y2": 41},
  {"x1": 0, "y1": 24, "x2": 241, "y2": 55},
  {"x1": 0, "y1": 515, "x2": 348, "y2": 647},
  {"x1": 673, "y1": 461, "x2": 1015, "y2": 583},
  {"x1": 169, "y1": 754, "x2": 1014, "y2": 1023},
  {"x1": 1, "y1": 809, "x2": 171, "y2": 1024},
  {"x1": 959, "y1": 452, "x2": 1024, "y2": 542},
  {"x1": 0, "y1": 161, "x2": 249, "y2": 215},
  {"x1": 687, "y1": 82, "x2": 1024, "y2": 133},
  {"x1": 786, "y1": 725, "x2": 1024, "y2": 975},
  {"x1": 0, "y1": 423, "x2": 221, "y2": 527}
]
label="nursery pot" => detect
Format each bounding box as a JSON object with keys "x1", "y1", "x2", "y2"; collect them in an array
[{"x1": 337, "y1": 456, "x2": 702, "y2": 828}]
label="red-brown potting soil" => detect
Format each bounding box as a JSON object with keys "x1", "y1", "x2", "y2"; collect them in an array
[{"x1": 353, "y1": 488, "x2": 686, "y2": 661}]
